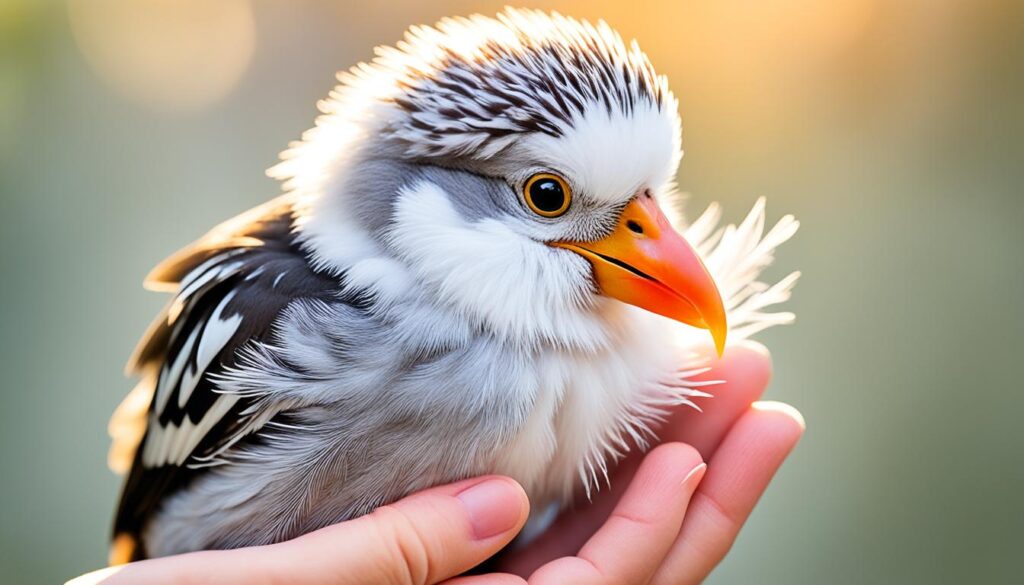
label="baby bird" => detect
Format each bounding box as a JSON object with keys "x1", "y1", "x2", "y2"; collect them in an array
[{"x1": 107, "y1": 8, "x2": 799, "y2": 562}]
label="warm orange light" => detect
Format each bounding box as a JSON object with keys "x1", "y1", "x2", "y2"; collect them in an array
[{"x1": 67, "y1": 0, "x2": 256, "y2": 112}]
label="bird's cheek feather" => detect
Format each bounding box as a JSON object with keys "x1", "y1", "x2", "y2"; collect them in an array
[{"x1": 551, "y1": 195, "x2": 727, "y2": 355}]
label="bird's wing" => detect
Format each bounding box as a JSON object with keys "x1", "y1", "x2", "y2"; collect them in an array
[{"x1": 110, "y1": 196, "x2": 339, "y2": 562}]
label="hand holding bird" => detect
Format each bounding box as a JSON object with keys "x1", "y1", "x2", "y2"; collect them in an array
[{"x1": 100, "y1": 5, "x2": 800, "y2": 573}]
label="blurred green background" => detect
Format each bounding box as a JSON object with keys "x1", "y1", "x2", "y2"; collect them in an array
[{"x1": 2, "y1": 0, "x2": 1022, "y2": 583}]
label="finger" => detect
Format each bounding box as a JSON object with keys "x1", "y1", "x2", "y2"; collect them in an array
[
  {"x1": 496, "y1": 342, "x2": 772, "y2": 573},
  {"x1": 529, "y1": 443, "x2": 705, "y2": 585},
  {"x1": 74, "y1": 476, "x2": 529, "y2": 585},
  {"x1": 661, "y1": 341, "x2": 773, "y2": 459},
  {"x1": 275, "y1": 476, "x2": 530, "y2": 585},
  {"x1": 650, "y1": 402, "x2": 805, "y2": 585}
]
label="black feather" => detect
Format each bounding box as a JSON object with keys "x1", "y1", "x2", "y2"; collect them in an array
[{"x1": 112, "y1": 197, "x2": 340, "y2": 560}]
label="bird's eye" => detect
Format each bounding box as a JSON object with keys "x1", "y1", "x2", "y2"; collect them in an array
[{"x1": 523, "y1": 173, "x2": 572, "y2": 218}]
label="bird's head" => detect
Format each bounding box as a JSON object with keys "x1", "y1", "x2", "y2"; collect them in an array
[{"x1": 275, "y1": 9, "x2": 726, "y2": 353}]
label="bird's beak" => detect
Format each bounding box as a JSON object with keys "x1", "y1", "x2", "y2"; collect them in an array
[{"x1": 552, "y1": 194, "x2": 727, "y2": 355}]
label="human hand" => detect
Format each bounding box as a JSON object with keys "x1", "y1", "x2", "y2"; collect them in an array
[{"x1": 68, "y1": 342, "x2": 802, "y2": 585}]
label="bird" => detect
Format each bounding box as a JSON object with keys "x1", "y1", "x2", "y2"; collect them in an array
[{"x1": 106, "y1": 8, "x2": 800, "y2": 563}]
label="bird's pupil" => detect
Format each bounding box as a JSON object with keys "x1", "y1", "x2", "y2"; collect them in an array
[{"x1": 530, "y1": 179, "x2": 565, "y2": 212}]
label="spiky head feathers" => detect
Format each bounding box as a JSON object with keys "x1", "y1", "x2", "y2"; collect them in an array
[
  {"x1": 294, "y1": 9, "x2": 675, "y2": 158},
  {"x1": 379, "y1": 9, "x2": 677, "y2": 160}
]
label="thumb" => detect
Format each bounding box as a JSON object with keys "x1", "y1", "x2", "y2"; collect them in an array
[
  {"x1": 64, "y1": 476, "x2": 528, "y2": 585},
  {"x1": 269, "y1": 476, "x2": 530, "y2": 585}
]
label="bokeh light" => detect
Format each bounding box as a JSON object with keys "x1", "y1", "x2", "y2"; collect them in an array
[{"x1": 67, "y1": 0, "x2": 255, "y2": 112}]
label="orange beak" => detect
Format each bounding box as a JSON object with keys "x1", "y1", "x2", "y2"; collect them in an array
[{"x1": 552, "y1": 194, "x2": 727, "y2": 355}]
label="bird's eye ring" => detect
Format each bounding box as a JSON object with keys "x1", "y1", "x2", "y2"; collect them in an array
[{"x1": 523, "y1": 173, "x2": 572, "y2": 218}]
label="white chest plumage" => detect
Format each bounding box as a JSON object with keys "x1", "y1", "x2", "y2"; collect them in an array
[{"x1": 491, "y1": 310, "x2": 691, "y2": 509}]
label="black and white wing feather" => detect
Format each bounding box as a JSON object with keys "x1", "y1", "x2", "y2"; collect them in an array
[{"x1": 110, "y1": 197, "x2": 339, "y2": 562}]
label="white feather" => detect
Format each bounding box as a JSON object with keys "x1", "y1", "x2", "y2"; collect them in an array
[
  {"x1": 342, "y1": 256, "x2": 413, "y2": 306},
  {"x1": 143, "y1": 293, "x2": 244, "y2": 468},
  {"x1": 387, "y1": 180, "x2": 615, "y2": 351},
  {"x1": 517, "y1": 102, "x2": 680, "y2": 206},
  {"x1": 154, "y1": 325, "x2": 200, "y2": 415}
]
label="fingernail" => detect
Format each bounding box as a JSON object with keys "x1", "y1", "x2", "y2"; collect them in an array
[
  {"x1": 682, "y1": 463, "x2": 707, "y2": 490},
  {"x1": 752, "y1": 400, "x2": 807, "y2": 430},
  {"x1": 456, "y1": 478, "x2": 523, "y2": 540}
]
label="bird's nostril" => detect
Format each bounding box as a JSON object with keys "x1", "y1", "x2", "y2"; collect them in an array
[{"x1": 626, "y1": 220, "x2": 644, "y2": 235}]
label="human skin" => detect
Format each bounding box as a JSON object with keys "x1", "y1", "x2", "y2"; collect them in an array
[{"x1": 69, "y1": 341, "x2": 804, "y2": 585}]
